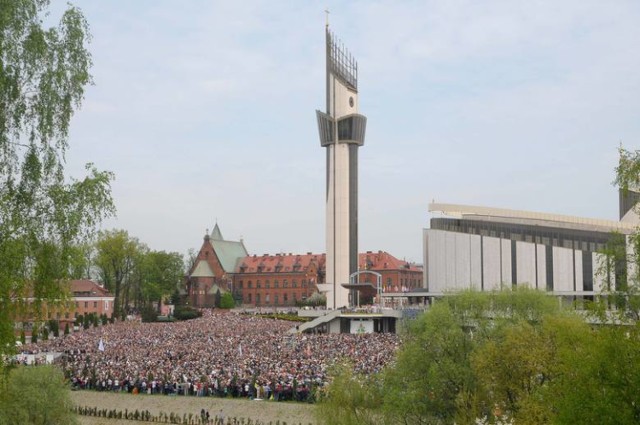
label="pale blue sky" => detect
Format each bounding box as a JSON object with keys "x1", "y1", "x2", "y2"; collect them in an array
[{"x1": 57, "y1": 1, "x2": 640, "y2": 263}]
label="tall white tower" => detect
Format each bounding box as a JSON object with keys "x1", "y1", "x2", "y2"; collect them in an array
[{"x1": 316, "y1": 26, "x2": 367, "y2": 309}]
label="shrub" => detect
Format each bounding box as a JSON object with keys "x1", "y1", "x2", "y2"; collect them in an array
[
  {"x1": 219, "y1": 292, "x2": 235, "y2": 309},
  {"x1": 173, "y1": 306, "x2": 202, "y2": 321},
  {"x1": 0, "y1": 366, "x2": 79, "y2": 424},
  {"x1": 141, "y1": 305, "x2": 159, "y2": 323}
]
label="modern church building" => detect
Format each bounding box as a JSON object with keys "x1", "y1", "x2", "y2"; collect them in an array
[
  {"x1": 316, "y1": 25, "x2": 367, "y2": 309},
  {"x1": 424, "y1": 189, "x2": 640, "y2": 299}
]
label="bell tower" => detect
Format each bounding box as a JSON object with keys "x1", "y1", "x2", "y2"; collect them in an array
[{"x1": 316, "y1": 25, "x2": 367, "y2": 309}]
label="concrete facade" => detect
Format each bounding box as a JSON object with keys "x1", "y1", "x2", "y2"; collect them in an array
[
  {"x1": 424, "y1": 201, "x2": 640, "y2": 298},
  {"x1": 316, "y1": 27, "x2": 367, "y2": 309}
]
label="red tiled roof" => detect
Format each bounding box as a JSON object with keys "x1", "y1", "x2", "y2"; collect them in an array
[
  {"x1": 236, "y1": 253, "x2": 325, "y2": 273},
  {"x1": 70, "y1": 279, "x2": 112, "y2": 297},
  {"x1": 360, "y1": 251, "x2": 422, "y2": 272},
  {"x1": 234, "y1": 251, "x2": 421, "y2": 274}
]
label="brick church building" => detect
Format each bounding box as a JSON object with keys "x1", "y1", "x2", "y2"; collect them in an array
[{"x1": 185, "y1": 224, "x2": 422, "y2": 308}]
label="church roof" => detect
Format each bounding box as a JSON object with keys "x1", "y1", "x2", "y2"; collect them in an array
[
  {"x1": 211, "y1": 223, "x2": 224, "y2": 241},
  {"x1": 208, "y1": 224, "x2": 248, "y2": 273}
]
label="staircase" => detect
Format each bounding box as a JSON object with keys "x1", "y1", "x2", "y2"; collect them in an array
[{"x1": 288, "y1": 309, "x2": 341, "y2": 334}]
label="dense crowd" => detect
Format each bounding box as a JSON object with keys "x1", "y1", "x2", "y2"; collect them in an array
[{"x1": 25, "y1": 310, "x2": 399, "y2": 402}]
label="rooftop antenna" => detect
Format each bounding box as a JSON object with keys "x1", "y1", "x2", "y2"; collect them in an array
[{"x1": 325, "y1": 8, "x2": 330, "y2": 28}]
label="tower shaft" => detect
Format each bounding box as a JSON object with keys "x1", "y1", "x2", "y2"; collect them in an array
[{"x1": 316, "y1": 29, "x2": 366, "y2": 309}]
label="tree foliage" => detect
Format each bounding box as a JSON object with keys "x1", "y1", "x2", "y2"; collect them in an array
[
  {"x1": 593, "y1": 146, "x2": 640, "y2": 320},
  {"x1": 0, "y1": 365, "x2": 79, "y2": 425},
  {"x1": 319, "y1": 288, "x2": 640, "y2": 425},
  {"x1": 94, "y1": 229, "x2": 140, "y2": 317},
  {"x1": 94, "y1": 229, "x2": 183, "y2": 316},
  {"x1": 219, "y1": 291, "x2": 235, "y2": 309},
  {"x1": 316, "y1": 363, "x2": 382, "y2": 425},
  {"x1": 0, "y1": 0, "x2": 114, "y2": 366}
]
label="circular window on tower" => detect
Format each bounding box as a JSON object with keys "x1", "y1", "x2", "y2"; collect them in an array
[{"x1": 349, "y1": 97, "x2": 354, "y2": 108}]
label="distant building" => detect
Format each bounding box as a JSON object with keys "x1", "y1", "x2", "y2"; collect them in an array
[
  {"x1": 185, "y1": 224, "x2": 248, "y2": 307},
  {"x1": 70, "y1": 279, "x2": 115, "y2": 318},
  {"x1": 13, "y1": 279, "x2": 114, "y2": 338},
  {"x1": 424, "y1": 189, "x2": 640, "y2": 300},
  {"x1": 185, "y1": 225, "x2": 422, "y2": 308}
]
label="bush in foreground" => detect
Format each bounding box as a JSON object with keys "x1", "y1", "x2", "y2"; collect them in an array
[{"x1": 0, "y1": 365, "x2": 78, "y2": 425}]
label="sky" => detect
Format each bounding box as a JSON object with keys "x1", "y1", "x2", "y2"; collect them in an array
[{"x1": 53, "y1": 0, "x2": 640, "y2": 264}]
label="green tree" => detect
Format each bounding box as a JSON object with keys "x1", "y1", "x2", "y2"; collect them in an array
[
  {"x1": 0, "y1": 365, "x2": 79, "y2": 425},
  {"x1": 48, "y1": 319, "x2": 59, "y2": 337},
  {"x1": 318, "y1": 288, "x2": 576, "y2": 425},
  {"x1": 141, "y1": 250, "x2": 183, "y2": 312},
  {"x1": 30, "y1": 324, "x2": 37, "y2": 344},
  {"x1": 0, "y1": 0, "x2": 114, "y2": 368},
  {"x1": 594, "y1": 146, "x2": 640, "y2": 320},
  {"x1": 219, "y1": 291, "x2": 235, "y2": 309},
  {"x1": 382, "y1": 299, "x2": 475, "y2": 424},
  {"x1": 550, "y1": 323, "x2": 640, "y2": 425},
  {"x1": 315, "y1": 363, "x2": 382, "y2": 425},
  {"x1": 94, "y1": 229, "x2": 141, "y2": 317}
]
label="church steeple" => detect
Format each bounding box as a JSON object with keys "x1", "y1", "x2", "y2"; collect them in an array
[{"x1": 211, "y1": 223, "x2": 224, "y2": 241}]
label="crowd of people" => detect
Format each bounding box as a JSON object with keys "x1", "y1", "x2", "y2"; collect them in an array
[{"x1": 25, "y1": 310, "x2": 400, "y2": 402}]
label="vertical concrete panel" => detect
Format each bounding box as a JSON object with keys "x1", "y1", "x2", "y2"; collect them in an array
[
  {"x1": 455, "y1": 233, "x2": 471, "y2": 289},
  {"x1": 445, "y1": 232, "x2": 457, "y2": 289},
  {"x1": 536, "y1": 244, "x2": 547, "y2": 291},
  {"x1": 470, "y1": 235, "x2": 482, "y2": 290},
  {"x1": 325, "y1": 146, "x2": 335, "y2": 307},
  {"x1": 574, "y1": 250, "x2": 583, "y2": 292},
  {"x1": 553, "y1": 247, "x2": 574, "y2": 292},
  {"x1": 483, "y1": 237, "x2": 502, "y2": 291},
  {"x1": 437, "y1": 230, "x2": 448, "y2": 292},
  {"x1": 516, "y1": 241, "x2": 536, "y2": 288},
  {"x1": 423, "y1": 229, "x2": 429, "y2": 290},
  {"x1": 334, "y1": 143, "x2": 351, "y2": 308},
  {"x1": 427, "y1": 230, "x2": 447, "y2": 293},
  {"x1": 501, "y1": 239, "x2": 512, "y2": 286}
]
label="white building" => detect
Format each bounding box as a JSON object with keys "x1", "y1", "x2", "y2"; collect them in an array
[
  {"x1": 424, "y1": 193, "x2": 640, "y2": 299},
  {"x1": 316, "y1": 26, "x2": 367, "y2": 309}
]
